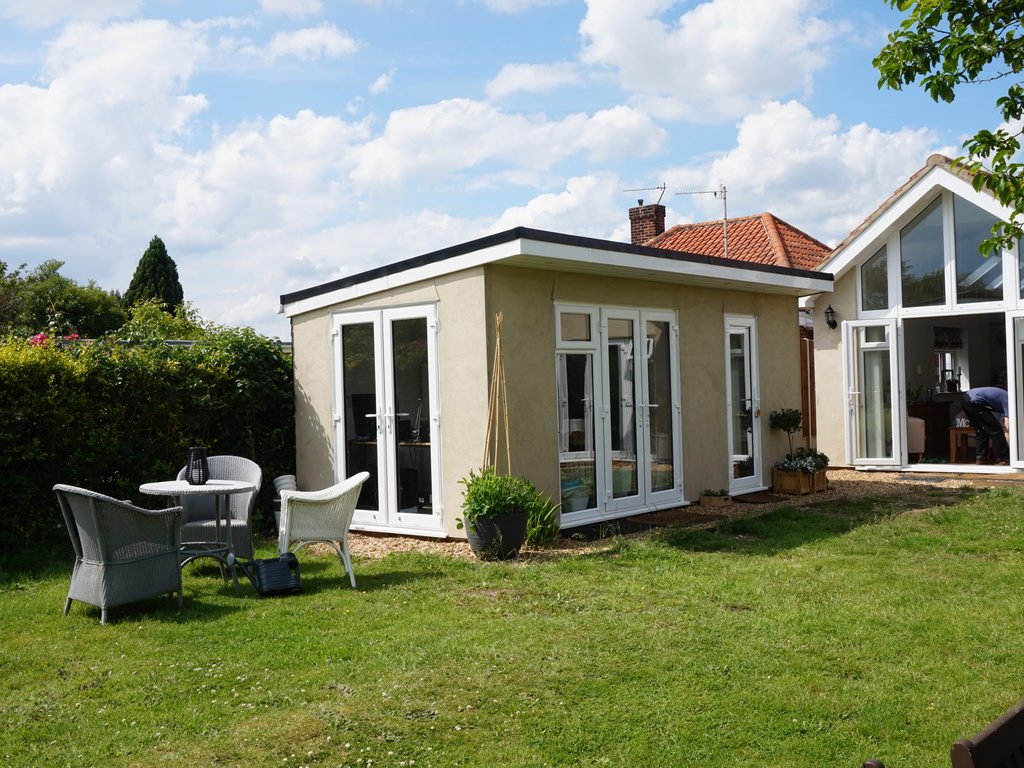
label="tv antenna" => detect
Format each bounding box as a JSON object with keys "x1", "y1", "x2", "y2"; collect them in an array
[
  {"x1": 622, "y1": 182, "x2": 667, "y2": 206},
  {"x1": 676, "y1": 184, "x2": 728, "y2": 259}
]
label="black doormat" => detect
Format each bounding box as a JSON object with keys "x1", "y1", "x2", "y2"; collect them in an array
[{"x1": 733, "y1": 491, "x2": 789, "y2": 503}]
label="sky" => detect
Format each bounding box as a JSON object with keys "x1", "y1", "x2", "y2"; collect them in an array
[{"x1": 0, "y1": 0, "x2": 1003, "y2": 339}]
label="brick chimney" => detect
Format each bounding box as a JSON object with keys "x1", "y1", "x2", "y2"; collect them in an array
[{"x1": 629, "y1": 201, "x2": 666, "y2": 245}]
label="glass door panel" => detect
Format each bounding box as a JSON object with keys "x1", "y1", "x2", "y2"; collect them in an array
[
  {"x1": 389, "y1": 317, "x2": 433, "y2": 518},
  {"x1": 726, "y1": 318, "x2": 762, "y2": 494},
  {"x1": 646, "y1": 319, "x2": 675, "y2": 494},
  {"x1": 845, "y1": 320, "x2": 900, "y2": 465},
  {"x1": 341, "y1": 320, "x2": 380, "y2": 514},
  {"x1": 557, "y1": 353, "x2": 596, "y2": 513},
  {"x1": 606, "y1": 317, "x2": 638, "y2": 501}
]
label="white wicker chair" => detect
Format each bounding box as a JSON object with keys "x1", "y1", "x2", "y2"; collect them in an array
[
  {"x1": 175, "y1": 455, "x2": 262, "y2": 560},
  {"x1": 54, "y1": 484, "x2": 183, "y2": 625},
  {"x1": 277, "y1": 472, "x2": 370, "y2": 588}
]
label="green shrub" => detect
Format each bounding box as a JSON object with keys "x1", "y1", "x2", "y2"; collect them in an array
[{"x1": 0, "y1": 321, "x2": 294, "y2": 553}]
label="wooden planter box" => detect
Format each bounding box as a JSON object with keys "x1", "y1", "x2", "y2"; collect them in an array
[
  {"x1": 772, "y1": 468, "x2": 827, "y2": 496},
  {"x1": 699, "y1": 494, "x2": 733, "y2": 507}
]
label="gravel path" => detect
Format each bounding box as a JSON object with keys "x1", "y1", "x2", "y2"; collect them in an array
[{"x1": 342, "y1": 468, "x2": 1021, "y2": 562}]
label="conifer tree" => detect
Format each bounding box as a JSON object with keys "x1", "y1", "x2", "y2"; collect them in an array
[{"x1": 123, "y1": 236, "x2": 184, "y2": 312}]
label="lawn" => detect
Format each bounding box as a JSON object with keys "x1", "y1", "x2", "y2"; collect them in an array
[{"x1": 3, "y1": 484, "x2": 1024, "y2": 767}]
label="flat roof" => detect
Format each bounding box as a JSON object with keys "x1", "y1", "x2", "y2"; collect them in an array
[{"x1": 280, "y1": 226, "x2": 834, "y2": 317}]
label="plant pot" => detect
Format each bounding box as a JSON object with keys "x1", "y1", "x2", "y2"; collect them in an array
[
  {"x1": 699, "y1": 494, "x2": 732, "y2": 507},
  {"x1": 772, "y1": 468, "x2": 827, "y2": 496},
  {"x1": 465, "y1": 512, "x2": 528, "y2": 561}
]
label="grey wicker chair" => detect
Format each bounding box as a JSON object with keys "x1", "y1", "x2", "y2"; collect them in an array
[
  {"x1": 175, "y1": 455, "x2": 262, "y2": 560},
  {"x1": 277, "y1": 472, "x2": 370, "y2": 588},
  {"x1": 54, "y1": 484, "x2": 183, "y2": 625}
]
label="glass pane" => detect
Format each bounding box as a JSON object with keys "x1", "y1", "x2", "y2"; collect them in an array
[
  {"x1": 860, "y1": 348, "x2": 893, "y2": 458},
  {"x1": 646, "y1": 320, "x2": 674, "y2": 493},
  {"x1": 560, "y1": 312, "x2": 591, "y2": 342},
  {"x1": 861, "y1": 245, "x2": 889, "y2": 311},
  {"x1": 901, "y1": 197, "x2": 945, "y2": 308},
  {"x1": 391, "y1": 318, "x2": 431, "y2": 515},
  {"x1": 342, "y1": 323, "x2": 378, "y2": 511},
  {"x1": 607, "y1": 319, "x2": 637, "y2": 499},
  {"x1": 729, "y1": 330, "x2": 755, "y2": 479},
  {"x1": 557, "y1": 353, "x2": 595, "y2": 512},
  {"x1": 954, "y1": 194, "x2": 1002, "y2": 303}
]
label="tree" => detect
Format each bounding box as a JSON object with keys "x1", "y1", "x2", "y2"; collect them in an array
[
  {"x1": 874, "y1": 1, "x2": 1024, "y2": 255},
  {"x1": 0, "y1": 260, "x2": 127, "y2": 338},
  {"x1": 123, "y1": 236, "x2": 184, "y2": 312}
]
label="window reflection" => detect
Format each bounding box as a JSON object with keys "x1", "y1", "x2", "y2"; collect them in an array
[{"x1": 900, "y1": 197, "x2": 945, "y2": 308}]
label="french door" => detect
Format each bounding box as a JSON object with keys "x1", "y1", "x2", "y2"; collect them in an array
[
  {"x1": 601, "y1": 309, "x2": 682, "y2": 514},
  {"x1": 556, "y1": 306, "x2": 682, "y2": 525},
  {"x1": 726, "y1": 317, "x2": 763, "y2": 494},
  {"x1": 332, "y1": 305, "x2": 442, "y2": 534},
  {"x1": 844, "y1": 319, "x2": 901, "y2": 466}
]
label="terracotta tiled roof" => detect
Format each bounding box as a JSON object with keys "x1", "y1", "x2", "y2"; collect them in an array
[{"x1": 644, "y1": 212, "x2": 831, "y2": 271}]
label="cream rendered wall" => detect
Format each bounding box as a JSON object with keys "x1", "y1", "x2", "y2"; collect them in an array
[
  {"x1": 290, "y1": 262, "x2": 807, "y2": 536},
  {"x1": 483, "y1": 265, "x2": 803, "y2": 502},
  {"x1": 812, "y1": 274, "x2": 858, "y2": 467}
]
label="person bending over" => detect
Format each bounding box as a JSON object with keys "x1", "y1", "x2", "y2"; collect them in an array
[{"x1": 961, "y1": 386, "x2": 1010, "y2": 465}]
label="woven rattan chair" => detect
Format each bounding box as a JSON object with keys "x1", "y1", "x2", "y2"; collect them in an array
[
  {"x1": 175, "y1": 455, "x2": 262, "y2": 560},
  {"x1": 277, "y1": 472, "x2": 370, "y2": 588},
  {"x1": 54, "y1": 484, "x2": 183, "y2": 625}
]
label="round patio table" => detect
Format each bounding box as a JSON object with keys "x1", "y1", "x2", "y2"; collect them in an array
[{"x1": 140, "y1": 479, "x2": 257, "y2": 593}]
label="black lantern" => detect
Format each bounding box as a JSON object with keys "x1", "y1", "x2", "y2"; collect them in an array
[
  {"x1": 185, "y1": 446, "x2": 210, "y2": 485},
  {"x1": 824, "y1": 305, "x2": 837, "y2": 330}
]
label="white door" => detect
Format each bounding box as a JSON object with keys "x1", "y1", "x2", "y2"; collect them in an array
[
  {"x1": 725, "y1": 317, "x2": 764, "y2": 494},
  {"x1": 600, "y1": 309, "x2": 682, "y2": 514},
  {"x1": 844, "y1": 319, "x2": 902, "y2": 466},
  {"x1": 332, "y1": 305, "x2": 442, "y2": 534},
  {"x1": 1009, "y1": 313, "x2": 1024, "y2": 467}
]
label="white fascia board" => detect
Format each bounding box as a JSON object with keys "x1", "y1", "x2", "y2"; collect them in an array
[{"x1": 281, "y1": 234, "x2": 833, "y2": 318}]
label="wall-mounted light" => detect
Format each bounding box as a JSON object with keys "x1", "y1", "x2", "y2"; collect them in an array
[{"x1": 824, "y1": 305, "x2": 837, "y2": 330}]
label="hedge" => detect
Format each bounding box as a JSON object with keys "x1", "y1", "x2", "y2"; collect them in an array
[{"x1": 0, "y1": 329, "x2": 294, "y2": 554}]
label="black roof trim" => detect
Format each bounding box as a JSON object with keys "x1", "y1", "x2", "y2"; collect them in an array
[{"x1": 279, "y1": 226, "x2": 832, "y2": 306}]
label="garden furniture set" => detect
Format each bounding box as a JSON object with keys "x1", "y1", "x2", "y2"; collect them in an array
[{"x1": 56, "y1": 455, "x2": 369, "y2": 624}]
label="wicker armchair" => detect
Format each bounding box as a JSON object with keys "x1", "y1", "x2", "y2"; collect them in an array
[
  {"x1": 54, "y1": 484, "x2": 183, "y2": 625},
  {"x1": 277, "y1": 472, "x2": 370, "y2": 588},
  {"x1": 175, "y1": 455, "x2": 262, "y2": 560}
]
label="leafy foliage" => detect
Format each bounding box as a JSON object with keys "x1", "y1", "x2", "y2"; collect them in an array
[
  {"x1": 123, "y1": 235, "x2": 184, "y2": 311},
  {"x1": 874, "y1": 1, "x2": 1024, "y2": 253},
  {"x1": 0, "y1": 259, "x2": 127, "y2": 338},
  {"x1": 0, "y1": 304, "x2": 293, "y2": 551},
  {"x1": 769, "y1": 407, "x2": 803, "y2": 458},
  {"x1": 773, "y1": 446, "x2": 830, "y2": 474}
]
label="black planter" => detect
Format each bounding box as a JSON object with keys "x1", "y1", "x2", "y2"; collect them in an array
[{"x1": 465, "y1": 512, "x2": 528, "y2": 561}]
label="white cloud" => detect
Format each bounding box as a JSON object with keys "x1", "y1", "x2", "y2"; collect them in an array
[
  {"x1": 486, "y1": 62, "x2": 579, "y2": 101},
  {"x1": 579, "y1": 0, "x2": 839, "y2": 121},
  {"x1": 369, "y1": 68, "x2": 395, "y2": 95},
  {"x1": 258, "y1": 0, "x2": 324, "y2": 18},
  {"x1": 489, "y1": 174, "x2": 630, "y2": 237},
  {"x1": 666, "y1": 101, "x2": 955, "y2": 243},
  {"x1": 0, "y1": 0, "x2": 138, "y2": 27},
  {"x1": 351, "y1": 98, "x2": 666, "y2": 187},
  {"x1": 264, "y1": 23, "x2": 359, "y2": 61},
  {"x1": 478, "y1": 0, "x2": 563, "y2": 14}
]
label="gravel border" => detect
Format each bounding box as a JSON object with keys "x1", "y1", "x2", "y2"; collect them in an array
[{"x1": 340, "y1": 468, "x2": 1017, "y2": 562}]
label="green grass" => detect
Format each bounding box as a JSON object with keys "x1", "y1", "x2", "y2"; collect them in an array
[{"x1": 3, "y1": 485, "x2": 1024, "y2": 767}]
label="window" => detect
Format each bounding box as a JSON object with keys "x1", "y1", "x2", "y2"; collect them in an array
[
  {"x1": 954, "y1": 195, "x2": 1002, "y2": 303},
  {"x1": 860, "y1": 245, "x2": 889, "y2": 311},
  {"x1": 900, "y1": 197, "x2": 945, "y2": 308}
]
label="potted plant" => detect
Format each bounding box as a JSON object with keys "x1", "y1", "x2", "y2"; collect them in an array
[
  {"x1": 699, "y1": 488, "x2": 732, "y2": 507},
  {"x1": 768, "y1": 408, "x2": 827, "y2": 495},
  {"x1": 458, "y1": 466, "x2": 545, "y2": 560},
  {"x1": 772, "y1": 447, "x2": 830, "y2": 495}
]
